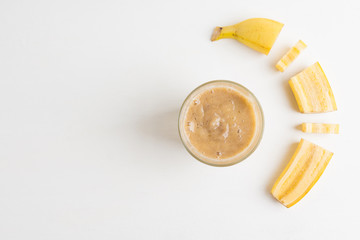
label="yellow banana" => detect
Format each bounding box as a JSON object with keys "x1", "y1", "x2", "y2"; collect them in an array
[
  {"x1": 302, "y1": 123, "x2": 339, "y2": 134},
  {"x1": 289, "y1": 62, "x2": 337, "y2": 113},
  {"x1": 271, "y1": 139, "x2": 333, "y2": 208},
  {"x1": 276, "y1": 40, "x2": 307, "y2": 72},
  {"x1": 211, "y1": 18, "x2": 284, "y2": 55}
]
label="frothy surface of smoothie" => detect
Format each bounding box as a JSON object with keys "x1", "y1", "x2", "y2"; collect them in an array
[{"x1": 184, "y1": 87, "x2": 256, "y2": 159}]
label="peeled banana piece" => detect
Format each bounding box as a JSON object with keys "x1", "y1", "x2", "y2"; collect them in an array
[
  {"x1": 289, "y1": 62, "x2": 337, "y2": 113},
  {"x1": 302, "y1": 123, "x2": 339, "y2": 134},
  {"x1": 271, "y1": 139, "x2": 333, "y2": 208},
  {"x1": 211, "y1": 18, "x2": 284, "y2": 55},
  {"x1": 276, "y1": 40, "x2": 307, "y2": 72}
]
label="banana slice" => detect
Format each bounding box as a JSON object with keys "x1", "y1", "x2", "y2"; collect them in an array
[
  {"x1": 276, "y1": 40, "x2": 307, "y2": 72},
  {"x1": 211, "y1": 18, "x2": 284, "y2": 55},
  {"x1": 271, "y1": 139, "x2": 333, "y2": 208},
  {"x1": 302, "y1": 123, "x2": 339, "y2": 134},
  {"x1": 289, "y1": 62, "x2": 337, "y2": 113}
]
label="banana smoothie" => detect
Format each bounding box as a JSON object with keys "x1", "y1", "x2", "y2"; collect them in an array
[{"x1": 179, "y1": 81, "x2": 263, "y2": 166}]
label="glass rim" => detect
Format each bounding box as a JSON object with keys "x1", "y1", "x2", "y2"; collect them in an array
[{"x1": 178, "y1": 80, "x2": 264, "y2": 167}]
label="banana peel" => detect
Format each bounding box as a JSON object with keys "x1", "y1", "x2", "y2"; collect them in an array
[{"x1": 211, "y1": 18, "x2": 284, "y2": 55}]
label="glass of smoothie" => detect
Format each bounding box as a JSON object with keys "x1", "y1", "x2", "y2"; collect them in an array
[{"x1": 178, "y1": 80, "x2": 264, "y2": 167}]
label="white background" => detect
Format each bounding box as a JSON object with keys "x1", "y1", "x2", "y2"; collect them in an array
[{"x1": 1, "y1": 0, "x2": 359, "y2": 239}]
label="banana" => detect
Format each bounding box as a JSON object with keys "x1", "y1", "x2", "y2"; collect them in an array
[
  {"x1": 302, "y1": 123, "x2": 339, "y2": 134},
  {"x1": 211, "y1": 18, "x2": 284, "y2": 55},
  {"x1": 271, "y1": 139, "x2": 333, "y2": 208},
  {"x1": 289, "y1": 62, "x2": 337, "y2": 113},
  {"x1": 276, "y1": 40, "x2": 307, "y2": 72}
]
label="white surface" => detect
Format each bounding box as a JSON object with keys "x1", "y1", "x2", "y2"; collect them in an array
[{"x1": 0, "y1": 0, "x2": 359, "y2": 239}]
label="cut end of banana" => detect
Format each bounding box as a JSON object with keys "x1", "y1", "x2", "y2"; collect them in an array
[
  {"x1": 302, "y1": 123, "x2": 339, "y2": 134},
  {"x1": 276, "y1": 40, "x2": 307, "y2": 72},
  {"x1": 271, "y1": 139, "x2": 333, "y2": 208},
  {"x1": 289, "y1": 62, "x2": 337, "y2": 113},
  {"x1": 211, "y1": 27, "x2": 222, "y2": 41}
]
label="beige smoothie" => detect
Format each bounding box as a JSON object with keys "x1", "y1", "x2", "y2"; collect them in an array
[{"x1": 179, "y1": 81, "x2": 263, "y2": 166}]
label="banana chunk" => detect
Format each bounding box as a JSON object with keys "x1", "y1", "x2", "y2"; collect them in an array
[
  {"x1": 211, "y1": 18, "x2": 284, "y2": 55},
  {"x1": 276, "y1": 40, "x2": 307, "y2": 72},
  {"x1": 302, "y1": 123, "x2": 339, "y2": 134},
  {"x1": 271, "y1": 139, "x2": 333, "y2": 208},
  {"x1": 289, "y1": 62, "x2": 337, "y2": 113}
]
